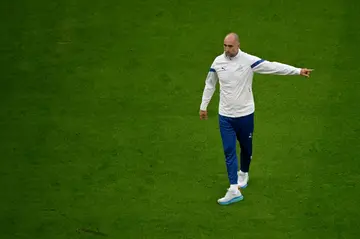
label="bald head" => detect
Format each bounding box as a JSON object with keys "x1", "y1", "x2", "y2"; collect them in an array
[
  {"x1": 224, "y1": 32, "x2": 240, "y2": 57},
  {"x1": 225, "y1": 33, "x2": 239, "y2": 43}
]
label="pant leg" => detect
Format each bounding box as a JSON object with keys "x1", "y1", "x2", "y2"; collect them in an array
[
  {"x1": 234, "y1": 113, "x2": 254, "y2": 173},
  {"x1": 219, "y1": 114, "x2": 238, "y2": 185}
]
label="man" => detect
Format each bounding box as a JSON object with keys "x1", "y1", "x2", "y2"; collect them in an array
[{"x1": 199, "y1": 32, "x2": 312, "y2": 205}]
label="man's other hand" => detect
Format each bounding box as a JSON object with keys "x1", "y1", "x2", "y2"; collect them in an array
[{"x1": 199, "y1": 110, "x2": 208, "y2": 120}]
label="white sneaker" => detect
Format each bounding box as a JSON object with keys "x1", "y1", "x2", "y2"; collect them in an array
[
  {"x1": 217, "y1": 188, "x2": 244, "y2": 205},
  {"x1": 238, "y1": 171, "x2": 249, "y2": 189}
]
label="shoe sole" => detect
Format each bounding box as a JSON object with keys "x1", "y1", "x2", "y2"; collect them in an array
[
  {"x1": 239, "y1": 183, "x2": 248, "y2": 189},
  {"x1": 218, "y1": 195, "x2": 244, "y2": 205}
]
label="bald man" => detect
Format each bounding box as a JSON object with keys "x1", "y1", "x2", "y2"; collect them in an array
[{"x1": 199, "y1": 33, "x2": 312, "y2": 205}]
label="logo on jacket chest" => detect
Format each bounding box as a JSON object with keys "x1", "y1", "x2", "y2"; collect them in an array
[{"x1": 218, "y1": 63, "x2": 244, "y2": 72}]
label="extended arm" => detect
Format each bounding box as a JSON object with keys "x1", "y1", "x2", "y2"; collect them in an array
[
  {"x1": 251, "y1": 59, "x2": 301, "y2": 75},
  {"x1": 250, "y1": 58, "x2": 313, "y2": 77}
]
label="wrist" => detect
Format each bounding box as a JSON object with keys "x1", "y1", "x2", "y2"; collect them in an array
[{"x1": 200, "y1": 104, "x2": 207, "y2": 111}]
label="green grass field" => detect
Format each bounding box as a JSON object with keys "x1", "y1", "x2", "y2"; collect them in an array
[{"x1": 1, "y1": 0, "x2": 360, "y2": 238}]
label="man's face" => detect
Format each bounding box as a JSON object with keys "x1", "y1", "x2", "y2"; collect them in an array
[{"x1": 224, "y1": 38, "x2": 239, "y2": 57}]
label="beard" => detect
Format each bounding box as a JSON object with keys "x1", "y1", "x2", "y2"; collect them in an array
[{"x1": 226, "y1": 52, "x2": 235, "y2": 57}]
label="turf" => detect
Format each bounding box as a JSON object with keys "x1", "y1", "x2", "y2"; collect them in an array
[{"x1": 1, "y1": 0, "x2": 360, "y2": 238}]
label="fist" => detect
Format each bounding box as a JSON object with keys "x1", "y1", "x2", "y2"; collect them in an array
[{"x1": 199, "y1": 110, "x2": 208, "y2": 120}]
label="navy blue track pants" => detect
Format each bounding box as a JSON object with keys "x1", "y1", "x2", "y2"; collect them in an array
[{"x1": 219, "y1": 113, "x2": 254, "y2": 185}]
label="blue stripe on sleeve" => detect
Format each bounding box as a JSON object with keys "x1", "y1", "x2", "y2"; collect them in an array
[
  {"x1": 251, "y1": 59, "x2": 265, "y2": 69},
  {"x1": 209, "y1": 68, "x2": 216, "y2": 72}
]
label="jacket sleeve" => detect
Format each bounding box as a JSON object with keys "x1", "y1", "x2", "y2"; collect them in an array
[
  {"x1": 246, "y1": 52, "x2": 301, "y2": 75},
  {"x1": 200, "y1": 65, "x2": 218, "y2": 111},
  {"x1": 251, "y1": 59, "x2": 301, "y2": 75}
]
